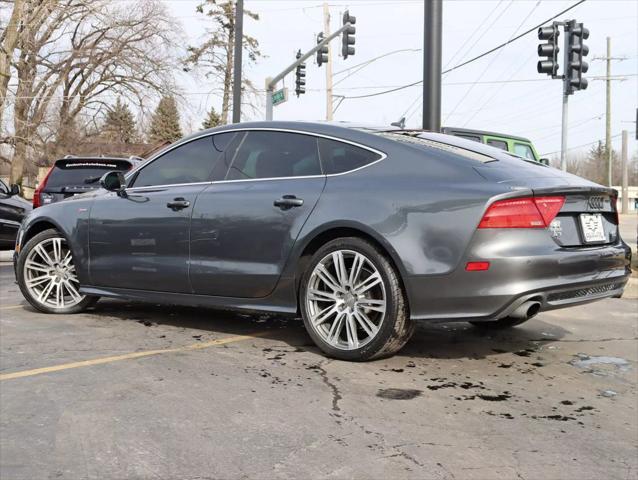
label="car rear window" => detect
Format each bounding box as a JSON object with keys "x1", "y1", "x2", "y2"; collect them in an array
[
  {"x1": 45, "y1": 160, "x2": 132, "y2": 189},
  {"x1": 377, "y1": 132, "x2": 496, "y2": 163}
]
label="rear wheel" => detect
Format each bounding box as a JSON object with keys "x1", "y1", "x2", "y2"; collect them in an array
[
  {"x1": 16, "y1": 229, "x2": 98, "y2": 314},
  {"x1": 300, "y1": 237, "x2": 414, "y2": 361}
]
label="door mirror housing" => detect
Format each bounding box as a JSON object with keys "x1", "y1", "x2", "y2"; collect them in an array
[
  {"x1": 100, "y1": 171, "x2": 127, "y2": 196},
  {"x1": 9, "y1": 184, "x2": 20, "y2": 196},
  {"x1": 539, "y1": 158, "x2": 550, "y2": 166}
]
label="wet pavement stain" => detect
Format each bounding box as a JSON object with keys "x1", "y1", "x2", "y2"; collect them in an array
[{"x1": 377, "y1": 388, "x2": 423, "y2": 400}]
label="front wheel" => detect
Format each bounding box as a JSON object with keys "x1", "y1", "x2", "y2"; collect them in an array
[
  {"x1": 300, "y1": 237, "x2": 414, "y2": 361},
  {"x1": 16, "y1": 229, "x2": 98, "y2": 314}
]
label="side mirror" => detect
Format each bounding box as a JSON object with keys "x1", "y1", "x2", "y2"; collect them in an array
[
  {"x1": 9, "y1": 184, "x2": 20, "y2": 196},
  {"x1": 539, "y1": 158, "x2": 549, "y2": 166},
  {"x1": 100, "y1": 171, "x2": 127, "y2": 196}
]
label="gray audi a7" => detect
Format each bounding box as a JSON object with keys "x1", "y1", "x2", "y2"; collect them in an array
[{"x1": 14, "y1": 121, "x2": 632, "y2": 361}]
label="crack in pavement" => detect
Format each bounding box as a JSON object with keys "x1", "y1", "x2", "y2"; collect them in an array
[{"x1": 307, "y1": 361, "x2": 342, "y2": 412}]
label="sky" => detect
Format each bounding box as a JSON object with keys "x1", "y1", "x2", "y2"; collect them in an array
[{"x1": 167, "y1": 0, "x2": 637, "y2": 159}]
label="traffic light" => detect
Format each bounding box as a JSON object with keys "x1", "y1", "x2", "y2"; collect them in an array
[
  {"x1": 566, "y1": 20, "x2": 589, "y2": 93},
  {"x1": 316, "y1": 33, "x2": 328, "y2": 67},
  {"x1": 537, "y1": 23, "x2": 560, "y2": 76},
  {"x1": 295, "y1": 50, "x2": 306, "y2": 97},
  {"x1": 341, "y1": 10, "x2": 356, "y2": 59}
]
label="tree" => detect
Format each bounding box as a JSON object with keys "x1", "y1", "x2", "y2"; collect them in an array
[
  {"x1": 5, "y1": 0, "x2": 180, "y2": 184},
  {"x1": 103, "y1": 98, "x2": 136, "y2": 143},
  {"x1": 202, "y1": 106, "x2": 221, "y2": 129},
  {"x1": 184, "y1": 0, "x2": 261, "y2": 124},
  {"x1": 148, "y1": 96, "x2": 182, "y2": 143}
]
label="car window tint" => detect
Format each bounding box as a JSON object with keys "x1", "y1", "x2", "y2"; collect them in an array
[
  {"x1": 45, "y1": 161, "x2": 131, "y2": 190},
  {"x1": 513, "y1": 143, "x2": 535, "y2": 160},
  {"x1": 456, "y1": 134, "x2": 481, "y2": 143},
  {"x1": 486, "y1": 139, "x2": 508, "y2": 151},
  {"x1": 226, "y1": 131, "x2": 320, "y2": 180},
  {"x1": 318, "y1": 138, "x2": 381, "y2": 174},
  {"x1": 133, "y1": 135, "x2": 231, "y2": 187}
]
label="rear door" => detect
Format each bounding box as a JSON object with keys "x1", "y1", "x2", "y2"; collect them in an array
[
  {"x1": 89, "y1": 134, "x2": 229, "y2": 292},
  {"x1": 190, "y1": 130, "x2": 325, "y2": 298}
]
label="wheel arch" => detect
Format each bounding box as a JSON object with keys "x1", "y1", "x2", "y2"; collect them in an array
[{"x1": 294, "y1": 222, "x2": 411, "y2": 312}]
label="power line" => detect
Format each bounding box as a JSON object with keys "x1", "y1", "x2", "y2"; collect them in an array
[
  {"x1": 338, "y1": 0, "x2": 588, "y2": 102},
  {"x1": 540, "y1": 131, "x2": 634, "y2": 156}
]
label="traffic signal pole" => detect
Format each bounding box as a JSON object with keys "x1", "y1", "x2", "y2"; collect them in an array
[
  {"x1": 323, "y1": 2, "x2": 333, "y2": 121},
  {"x1": 232, "y1": 0, "x2": 243, "y2": 123},
  {"x1": 422, "y1": 0, "x2": 442, "y2": 132},
  {"x1": 264, "y1": 21, "x2": 353, "y2": 121},
  {"x1": 560, "y1": 28, "x2": 570, "y2": 172}
]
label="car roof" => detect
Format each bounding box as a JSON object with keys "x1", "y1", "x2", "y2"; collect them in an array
[{"x1": 440, "y1": 127, "x2": 532, "y2": 143}]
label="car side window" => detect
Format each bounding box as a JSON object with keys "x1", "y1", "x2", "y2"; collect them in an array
[
  {"x1": 513, "y1": 143, "x2": 535, "y2": 160},
  {"x1": 226, "y1": 131, "x2": 321, "y2": 180},
  {"x1": 318, "y1": 138, "x2": 381, "y2": 175},
  {"x1": 456, "y1": 134, "x2": 481, "y2": 143},
  {"x1": 486, "y1": 139, "x2": 508, "y2": 151},
  {"x1": 131, "y1": 133, "x2": 236, "y2": 188}
]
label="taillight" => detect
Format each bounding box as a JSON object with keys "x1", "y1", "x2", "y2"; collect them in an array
[
  {"x1": 33, "y1": 166, "x2": 54, "y2": 208},
  {"x1": 478, "y1": 196, "x2": 565, "y2": 229}
]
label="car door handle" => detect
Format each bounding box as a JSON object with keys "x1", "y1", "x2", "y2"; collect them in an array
[
  {"x1": 274, "y1": 195, "x2": 304, "y2": 210},
  {"x1": 166, "y1": 198, "x2": 190, "y2": 211}
]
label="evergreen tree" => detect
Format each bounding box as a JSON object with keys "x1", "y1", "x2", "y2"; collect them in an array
[
  {"x1": 103, "y1": 98, "x2": 136, "y2": 143},
  {"x1": 148, "y1": 96, "x2": 182, "y2": 143},
  {"x1": 202, "y1": 106, "x2": 221, "y2": 129}
]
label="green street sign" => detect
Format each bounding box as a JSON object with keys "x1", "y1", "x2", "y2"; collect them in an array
[{"x1": 272, "y1": 88, "x2": 288, "y2": 107}]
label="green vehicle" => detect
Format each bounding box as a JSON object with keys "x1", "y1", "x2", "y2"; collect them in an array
[{"x1": 441, "y1": 127, "x2": 548, "y2": 165}]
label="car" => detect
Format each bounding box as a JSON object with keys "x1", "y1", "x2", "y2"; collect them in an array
[
  {"x1": 0, "y1": 179, "x2": 32, "y2": 250},
  {"x1": 13, "y1": 121, "x2": 632, "y2": 361},
  {"x1": 33, "y1": 156, "x2": 142, "y2": 208},
  {"x1": 441, "y1": 127, "x2": 548, "y2": 164}
]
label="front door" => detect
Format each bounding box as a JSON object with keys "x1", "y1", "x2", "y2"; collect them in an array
[
  {"x1": 190, "y1": 130, "x2": 326, "y2": 298},
  {"x1": 88, "y1": 134, "x2": 230, "y2": 292}
]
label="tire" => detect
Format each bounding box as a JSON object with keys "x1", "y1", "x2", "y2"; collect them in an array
[
  {"x1": 299, "y1": 237, "x2": 414, "y2": 361},
  {"x1": 16, "y1": 229, "x2": 98, "y2": 314},
  {"x1": 469, "y1": 316, "x2": 529, "y2": 329}
]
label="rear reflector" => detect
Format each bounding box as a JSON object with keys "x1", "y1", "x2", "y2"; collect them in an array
[
  {"x1": 478, "y1": 196, "x2": 565, "y2": 229},
  {"x1": 466, "y1": 261, "x2": 490, "y2": 271}
]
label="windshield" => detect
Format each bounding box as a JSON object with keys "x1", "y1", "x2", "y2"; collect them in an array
[
  {"x1": 376, "y1": 131, "x2": 497, "y2": 163},
  {"x1": 46, "y1": 161, "x2": 131, "y2": 189}
]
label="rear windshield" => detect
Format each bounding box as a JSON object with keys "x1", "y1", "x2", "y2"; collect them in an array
[
  {"x1": 376, "y1": 132, "x2": 496, "y2": 163},
  {"x1": 46, "y1": 160, "x2": 131, "y2": 189}
]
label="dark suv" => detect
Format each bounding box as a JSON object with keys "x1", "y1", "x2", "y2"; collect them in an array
[
  {"x1": 33, "y1": 156, "x2": 141, "y2": 208},
  {"x1": 0, "y1": 179, "x2": 31, "y2": 250}
]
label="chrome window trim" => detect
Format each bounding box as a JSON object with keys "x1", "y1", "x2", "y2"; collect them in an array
[{"x1": 125, "y1": 127, "x2": 387, "y2": 190}]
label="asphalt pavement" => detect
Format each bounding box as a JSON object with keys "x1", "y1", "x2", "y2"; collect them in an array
[{"x1": 1, "y1": 259, "x2": 637, "y2": 480}]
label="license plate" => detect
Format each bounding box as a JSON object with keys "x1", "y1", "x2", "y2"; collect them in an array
[{"x1": 579, "y1": 213, "x2": 606, "y2": 243}]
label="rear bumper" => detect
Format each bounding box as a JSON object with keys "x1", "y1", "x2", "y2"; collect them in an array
[{"x1": 407, "y1": 231, "x2": 632, "y2": 321}]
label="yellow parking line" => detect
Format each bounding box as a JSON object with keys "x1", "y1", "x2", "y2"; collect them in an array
[
  {"x1": 0, "y1": 305, "x2": 23, "y2": 311},
  {"x1": 0, "y1": 333, "x2": 264, "y2": 381}
]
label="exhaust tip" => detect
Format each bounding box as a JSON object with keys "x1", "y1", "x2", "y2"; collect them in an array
[{"x1": 510, "y1": 300, "x2": 542, "y2": 320}]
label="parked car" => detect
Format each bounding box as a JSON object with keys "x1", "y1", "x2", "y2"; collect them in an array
[
  {"x1": 33, "y1": 156, "x2": 142, "y2": 208},
  {"x1": 13, "y1": 122, "x2": 631, "y2": 361},
  {"x1": 0, "y1": 179, "x2": 32, "y2": 251},
  {"x1": 441, "y1": 127, "x2": 548, "y2": 164}
]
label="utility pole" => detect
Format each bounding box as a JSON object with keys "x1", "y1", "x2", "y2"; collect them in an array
[
  {"x1": 621, "y1": 130, "x2": 628, "y2": 214},
  {"x1": 605, "y1": 37, "x2": 612, "y2": 185},
  {"x1": 232, "y1": 0, "x2": 244, "y2": 123},
  {"x1": 422, "y1": 0, "x2": 442, "y2": 132},
  {"x1": 323, "y1": 3, "x2": 333, "y2": 121}
]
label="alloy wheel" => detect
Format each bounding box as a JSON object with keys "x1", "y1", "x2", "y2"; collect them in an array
[
  {"x1": 23, "y1": 237, "x2": 84, "y2": 309},
  {"x1": 305, "y1": 249, "x2": 386, "y2": 350}
]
